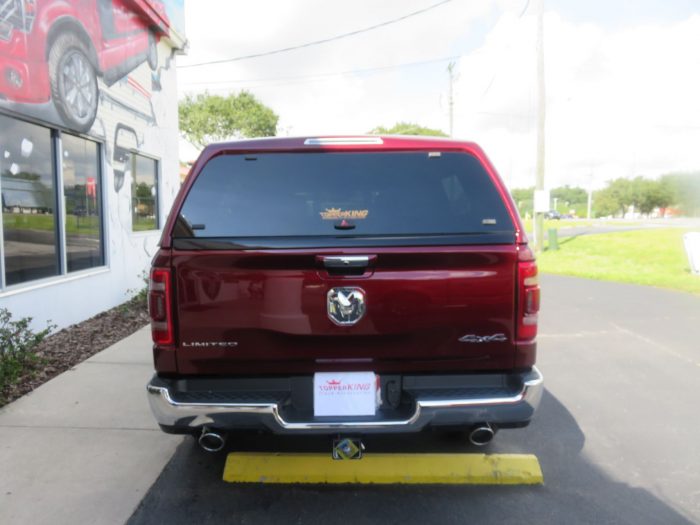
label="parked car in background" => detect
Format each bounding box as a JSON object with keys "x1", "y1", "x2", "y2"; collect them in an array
[{"x1": 545, "y1": 210, "x2": 562, "y2": 220}]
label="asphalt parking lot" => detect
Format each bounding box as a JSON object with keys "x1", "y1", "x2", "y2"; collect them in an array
[{"x1": 127, "y1": 274, "x2": 700, "y2": 525}]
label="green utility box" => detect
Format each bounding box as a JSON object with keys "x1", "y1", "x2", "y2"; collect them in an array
[{"x1": 548, "y1": 228, "x2": 559, "y2": 251}]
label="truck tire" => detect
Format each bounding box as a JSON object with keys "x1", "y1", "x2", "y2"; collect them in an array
[{"x1": 48, "y1": 32, "x2": 98, "y2": 133}]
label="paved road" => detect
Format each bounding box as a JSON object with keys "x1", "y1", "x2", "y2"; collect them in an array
[
  {"x1": 557, "y1": 224, "x2": 652, "y2": 238},
  {"x1": 128, "y1": 275, "x2": 700, "y2": 525},
  {"x1": 555, "y1": 219, "x2": 700, "y2": 239}
]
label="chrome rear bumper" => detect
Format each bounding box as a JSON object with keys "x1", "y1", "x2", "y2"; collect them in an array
[{"x1": 147, "y1": 367, "x2": 543, "y2": 434}]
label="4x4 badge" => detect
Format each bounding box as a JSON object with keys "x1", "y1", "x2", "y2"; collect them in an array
[
  {"x1": 459, "y1": 333, "x2": 508, "y2": 343},
  {"x1": 327, "y1": 287, "x2": 366, "y2": 326}
]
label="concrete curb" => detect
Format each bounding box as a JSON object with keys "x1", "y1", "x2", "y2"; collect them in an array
[{"x1": 223, "y1": 452, "x2": 544, "y2": 485}]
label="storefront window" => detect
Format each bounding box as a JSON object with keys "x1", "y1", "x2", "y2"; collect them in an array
[
  {"x1": 131, "y1": 154, "x2": 158, "y2": 231},
  {"x1": 0, "y1": 116, "x2": 59, "y2": 286},
  {"x1": 62, "y1": 134, "x2": 104, "y2": 272}
]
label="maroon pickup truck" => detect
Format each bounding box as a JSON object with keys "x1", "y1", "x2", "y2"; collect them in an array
[{"x1": 146, "y1": 136, "x2": 543, "y2": 453}]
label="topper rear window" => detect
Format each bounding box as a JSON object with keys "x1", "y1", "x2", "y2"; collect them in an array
[{"x1": 174, "y1": 152, "x2": 515, "y2": 248}]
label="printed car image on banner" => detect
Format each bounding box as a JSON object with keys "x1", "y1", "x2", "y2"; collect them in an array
[
  {"x1": 0, "y1": 0, "x2": 185, "y2": 133},
  {"x1": 0, "y1": 0, "x2": 185, "y2": 295}
]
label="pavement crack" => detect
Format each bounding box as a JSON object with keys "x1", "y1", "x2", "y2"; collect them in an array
[{"x1": 610, "y1": 322, "x2": 700, "y2": 368}]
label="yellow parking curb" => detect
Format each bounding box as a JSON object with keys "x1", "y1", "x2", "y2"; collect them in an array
[{"x1": 223, "y1": 452, "x2": 543, "y2": 485}]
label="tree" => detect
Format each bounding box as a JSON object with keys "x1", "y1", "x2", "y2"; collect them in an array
[
  {"x1": 655, "y1": 176, "x2": 677, "y2": 216},
  {"x1": 134, "y1": 182, "x2": 152, "y2": 199},
  {"x1": 661, "y1": 172, "x2": 700, "y2": 216},
  {"x1": 606, "y1": 178, "x2": 635, "y2": 216},
  {"x1": 179, "y1": 91, "x2": 278, "y2": 148},
  {"x1": 636, "y1": 178, "x2": 674, "y2": 216},
  {"x1": 551, "y1": 185, "x2": 588, "y2": 215},
  {"x1": 592, "y1": 176, "x2": 679, "y2": 217},
  {"x1": 592, "y1": 187, "x2": 620, "y2": 217},
  {"x1": 510, "y1": 187, "x2": 534, "y2": 217},
  {"x1": 368, "y1": 122, "x2": 448, "y2": 137}
]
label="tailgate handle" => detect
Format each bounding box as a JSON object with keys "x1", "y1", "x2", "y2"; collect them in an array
[{"x1": 318, "y1": 255, "x2": 375, "y2": 268}]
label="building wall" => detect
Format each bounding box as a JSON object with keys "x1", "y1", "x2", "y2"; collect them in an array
[{"x1": 0, "y1": 0, "x2": 186, "y2": 331}]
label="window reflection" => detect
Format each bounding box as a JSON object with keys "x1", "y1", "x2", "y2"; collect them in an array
[
  {"x1": 62, "y1": 134, "x2": 104, "y2": 272},
  {"x1": 0, "y1": 115, "x2": 58, "y2": 285},
  {"x1": 131, "y1": 154, "x2": 158, "y2": 231}
]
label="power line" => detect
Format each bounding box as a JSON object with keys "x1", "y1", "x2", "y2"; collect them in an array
[
  {"x1": 179, "y1": 54, "x2": 462, "y2": 88},
  {"x1": 177, "y1": 0, "x2": 453, "y2": 69}
]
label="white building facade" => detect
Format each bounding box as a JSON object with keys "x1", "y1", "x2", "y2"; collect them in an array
[{"x1": 0, "y1": 0, "x2": 186, "y2": 330}]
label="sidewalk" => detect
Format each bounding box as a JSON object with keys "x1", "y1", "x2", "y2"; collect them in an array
[{"x1": 0, "y1": 326, "x2": 182, "y2": 525}]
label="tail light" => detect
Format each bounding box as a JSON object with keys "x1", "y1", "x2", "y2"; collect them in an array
[
  {"x1": 516, "y1": 244, "x2": 540, "y2": 340},
  {"x1": 149, "y1": 268, "x2": 173, "y2": 345}
]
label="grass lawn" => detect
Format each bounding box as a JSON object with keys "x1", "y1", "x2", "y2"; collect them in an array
[
  {"x1": 537, "y1": 228, "x2": 700, "y2": 295},
  {"x1": 132, "y1": 216, "x2": 158, "y2": 231},
  {"x1": 523, "y1": 218, "x2": 645, "y2": 234},
  {"x1": 4, "y1": 212, "x2": 158, "y2": 233},
  {"x1": 541, "y1": 219, "x2": 594, "y2": 230},
  {"x1": 3, "y1": 213, "x2": 100, "y2": 235}
]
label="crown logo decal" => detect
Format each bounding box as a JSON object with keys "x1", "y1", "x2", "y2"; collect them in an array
[{"x1": 319, "y1": 208, "x2": 369, "y2": 220}]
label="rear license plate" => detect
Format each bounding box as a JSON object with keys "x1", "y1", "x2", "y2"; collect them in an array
[{"x1": 313, "y1": 371, "x2": 377, "y2": 417}]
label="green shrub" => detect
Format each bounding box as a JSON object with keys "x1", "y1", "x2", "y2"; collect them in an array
[
  {"x1": 123, "y1": 270, "x2": 149, "y2": 313},
  {"x1": 0, "y1": 309, "x2": 54, "y2": 394}
]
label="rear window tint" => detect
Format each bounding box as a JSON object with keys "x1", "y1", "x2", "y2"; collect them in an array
[{"x1": 175, "y1": 152, "x2": 514, "y2": 240}]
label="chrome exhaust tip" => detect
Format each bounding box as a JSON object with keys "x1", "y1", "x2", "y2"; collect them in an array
[
  {"x1": 468, "y1": 423, "x2": 495, "y2": 446},
  {"x1": 198, "y1": 428, "x2": 227, "y2": 452}
]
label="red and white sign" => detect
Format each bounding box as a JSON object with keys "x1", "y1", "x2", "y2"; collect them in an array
[
  {"x1": 86, "y1": 177, "x2": 97, "y2": 198},
  {"x1": 313, "y1": 372, "x2": 377, "y2": 417}
]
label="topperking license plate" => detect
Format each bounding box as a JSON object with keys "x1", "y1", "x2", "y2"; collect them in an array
[{"x1": 313, "y1": 371, "x2": 377, "y2": 417}]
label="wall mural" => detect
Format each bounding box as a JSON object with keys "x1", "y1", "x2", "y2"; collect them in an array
[
  {"x1": 0, "y1": 0, "x2": 185, "y2": 288},
  {"x1": 0, "y1": 0, "x2": 184, "y2": 130}
]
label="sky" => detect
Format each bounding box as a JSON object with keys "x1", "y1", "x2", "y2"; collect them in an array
[{"x1": 176, "y1": 0, "x2": 700, "y2": 190}]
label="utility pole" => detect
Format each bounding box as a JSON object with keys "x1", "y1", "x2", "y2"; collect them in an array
[
  {"x1": 534, "y1": 0, "x2": 546, "y2": 252},
  {"x1": 587, "y1": 170, "x2": 593, "y2": 219},
  {"x1": 447, "y1": 62, "x2": 456, "y2": 137}
]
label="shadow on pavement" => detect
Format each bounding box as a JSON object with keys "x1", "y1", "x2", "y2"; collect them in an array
[{"x1": 127, "y1": 390, "x2": 693, "y2": 525}]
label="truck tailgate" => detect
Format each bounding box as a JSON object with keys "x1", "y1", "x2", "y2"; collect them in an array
[{"x1": 173, "y1": 245, "x2": 517, "y2": 374}]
